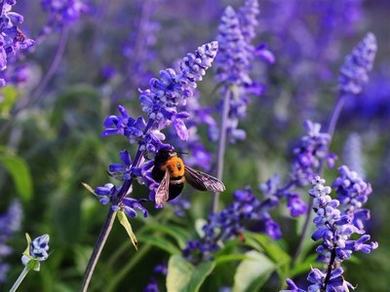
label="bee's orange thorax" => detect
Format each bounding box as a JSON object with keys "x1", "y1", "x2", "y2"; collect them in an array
[{"x1": 162, "y1": 156, "x2": 185, "y2": 178}]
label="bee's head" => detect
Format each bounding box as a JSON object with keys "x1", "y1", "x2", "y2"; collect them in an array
[{"x1": 154, "y1": 148, "x2": 177, "y2": 163}]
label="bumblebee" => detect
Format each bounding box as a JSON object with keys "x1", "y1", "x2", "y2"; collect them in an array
[{"x1": 151, "y1": 149, "x2": 226, "y2": 207}]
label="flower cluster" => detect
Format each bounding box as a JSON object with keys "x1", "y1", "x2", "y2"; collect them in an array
[
  {"x1": 183, "y1": 187, "x2": 283, "y2": 263},
  {"x1": 0, "y1": 200, "x2": 22, "y2": 282},
  {"x1": 0, "y1": 0, "x2": 34, "y2": 86},
  {"x1": 291, "y1": 120, "x2": 336, "y2": 186},
  {"x1": 169, "y1": 197, "x2": 190, "y2": 217},
  {"x1": 215, "y1": 6, "x2": 250, "y2": 87},
  {"x1": 339, "y1": 32, "x2": 377, "y2": 96},
  {"x1": 238, "y1": 0, "x2": 259, "y2": 45},
  {"x1": 211, "y1": 1, "x2": 268, "y2": 143},
  {"x1": 139, "y1": 41, "x2": 218, "y2": 141},
  {"x1": 287, "y1": 176, "x2": 377, "y2": 291},
  {"x1": 96, "y1": 42, "x2": 218, "y2": 213},
  {"x1": 40, "y1": 0, "x2": 89, "y2": 33},
  {"x1": 332, "y1": 165, "x2": 372, "y2": 231}
]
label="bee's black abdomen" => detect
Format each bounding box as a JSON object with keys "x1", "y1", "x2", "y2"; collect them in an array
[{"x1": 168, "y1": 183, "x2": 184, "y2": 201}]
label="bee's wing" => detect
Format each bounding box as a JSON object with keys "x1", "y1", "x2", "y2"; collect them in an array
[
  {"x1": 155, "y1": 170, "x2": 170, "y2": 207},
  {"x1": 184, "y1": 166, "x2": 225, "y2": 192}
]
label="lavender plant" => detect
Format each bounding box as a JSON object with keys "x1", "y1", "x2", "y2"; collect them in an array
[
  {"x1": 286, "y1": 175, "x2": 377, "y2": 291},
  {"x1": 212, "y1": 1, "x2": 261, "y2": 212},
  {"x1": 81, "y1": 41, "x2": 219, "y2": 291},
  {"x1": 294, "y1": 32, "x2": 377, "y2": 262}
]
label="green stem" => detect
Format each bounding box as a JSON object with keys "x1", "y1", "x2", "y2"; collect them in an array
[
  {"x1": 81, "y1": 208, "x2": 117, "y2": 292},
  {"x1": 212, "y1": 88, "x2": 232, "y2": 213},
  {"x1": 9, "y1": 266, "x2": 29, "y2": 292}
]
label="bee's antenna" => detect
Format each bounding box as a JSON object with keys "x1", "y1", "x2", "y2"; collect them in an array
[{"x1": 177, "y1": 150, "x2": 189, "y2": 155}]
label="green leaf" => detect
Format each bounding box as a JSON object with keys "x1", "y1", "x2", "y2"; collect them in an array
[
  {"x1": 137, "y1": 234, "x2": 180, "y2": 255},
  {"x1": 166, "y1": 255, "x2": 216, "y2": 292},
  {"x1": 73, "y1": 245, "x2": 93, "y2": 275},
  {"x1": 0, "y1": 86, "x2": 19, "y2": 118},
  {"x1": 215, "y1": 254, "x2": 250, "y2": 265},
  {"x1": 144, "y1": 221, "x2": 190, "y2": 248},
  {"x1": 244, "y1": 233, "x2": 290, "y2": 279},
  {"x1": 0, "y1": 150, "x2": 33, "y2": 202},
  {"x1": 290, "y1": 254, "x2": 322, "y2": 277},
  {"x1": 244, "y1": 233, "x2": 290, "y2": 265},
  {"x1": 233, "y1": 251, "x2": 275, "y2": 292},
  {"x1": 117, "y1": 211, "x2": 138, "y2": 250}
]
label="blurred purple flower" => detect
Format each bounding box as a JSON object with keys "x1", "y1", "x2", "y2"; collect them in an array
[
  {"x1": 144, "y1": 262, "x2": 167, "y2": 292},
  {"x1": 238, "y1": 0, "x2": 259, "y2": 44},
  {"x1": 215, "y1": 6, "x2": 250, "y2": 87},
  {"x1": 169, "y1": 197, "x2": 190, "y2": 217},
  {"x1": 0, "y1": 200, "x2": 23, "y2": 283},
  {"x1": 123, "y1": 0, "x2": 160, "y2": 89},
  {"x1": 41, "y1": 0, "x2": 88, "y2": 33},
  {"x1": 291, "y1": 120, "x2": 335, "y2": 186},
  {"x1": 339, "y1": 32, "x2": 377, "y2": 96}
]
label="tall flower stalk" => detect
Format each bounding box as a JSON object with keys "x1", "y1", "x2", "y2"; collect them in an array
[
  {"x1": 293, "y1": 32, "x2": 377, "y2": 263},
  {"x1": 81, "y1": 41, "x2": 218, "y2": 291},
  {"x1": 212, "y1": 4, "x2": 253, "y2": 212}
]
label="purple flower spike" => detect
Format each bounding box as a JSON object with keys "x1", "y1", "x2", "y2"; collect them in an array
[
  {"x1": 139, "y1": 41, "x2": 218, "y2": 140},
  {"x1": 339, "y1": 32, "x2": 377, "y2": 96},
  {"x1": 286, "y1": 176, "x2": 378, "y2": 291},
  {"x1": 41, "y1": 0, "x2": 88, "y2": 32},
  {"x1": 238, "y1": 0, "x2": 260, "y2": 43},
  {"x1": 216, "y1": 6, "x2": 251, "y2": 86}
]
